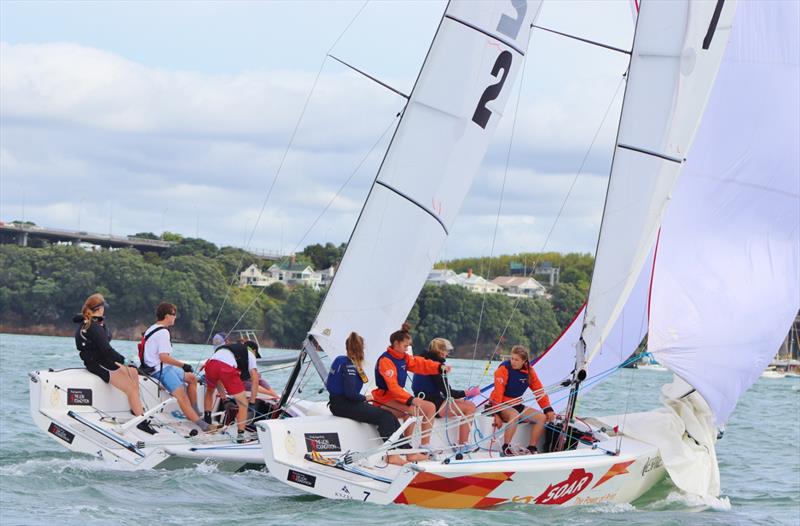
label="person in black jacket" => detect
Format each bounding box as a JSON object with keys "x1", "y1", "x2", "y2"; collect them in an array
[
  {"x1": 412, "y1": 338, "x2": 479, "y2": 446},
  {"x1": 75, "y1": 293, "x2": 155, "y2": 434}
]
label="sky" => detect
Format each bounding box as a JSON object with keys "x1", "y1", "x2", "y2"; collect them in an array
[{"x1": 0, "y1": 0, "x2": 635, "y2": 261}]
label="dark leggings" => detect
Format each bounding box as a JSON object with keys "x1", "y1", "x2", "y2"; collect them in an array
[{"x1": 329, "y1": 396, "x2": 400, "y2": 442}]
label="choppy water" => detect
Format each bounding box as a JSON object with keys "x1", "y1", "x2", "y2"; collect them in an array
[{"x1": 1, "y1": 333, "x2": 798, "y2": 525}]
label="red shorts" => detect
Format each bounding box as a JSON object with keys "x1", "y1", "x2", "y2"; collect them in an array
[{"x1": 205, "y1": 359, "x2": 245, "y2": 395}]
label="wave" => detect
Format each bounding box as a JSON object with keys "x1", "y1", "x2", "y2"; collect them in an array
[{"x1": 645, "y1": 491, "x2": 732, "y2": 512}]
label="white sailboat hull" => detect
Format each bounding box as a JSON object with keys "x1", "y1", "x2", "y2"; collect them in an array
[
  {"x1": 28, "y1": 367, "x2": 307, "y2": 470},
  {"x1": 256, "y1": 413, "x2": 665, "y2": 508}
]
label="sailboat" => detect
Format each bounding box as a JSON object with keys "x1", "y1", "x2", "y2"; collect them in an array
[{"x1": 253, "y1": 0, "x2": 797, "y2": 508}]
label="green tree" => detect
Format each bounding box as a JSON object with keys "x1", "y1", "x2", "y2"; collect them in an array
[
  {"x1": 131, "y1": 232, "x2": 159, "y2": 240},
  {"x1": 551, "y1": 283, "x2": 586, "y2": 329},
  {"x1": 164, "y1": 237, "x2": 218, "y2": 259},
  {"x1": 265, "y1": 286, "x2": 322, "y2": 347}
]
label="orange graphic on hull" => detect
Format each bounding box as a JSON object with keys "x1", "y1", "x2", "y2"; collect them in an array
[
  {"x1": 592, "y1": 460, "x2": 635, "y2": 489},
  {"x1": 394, "y1": 471, "x2": 514, "y2": 508}
]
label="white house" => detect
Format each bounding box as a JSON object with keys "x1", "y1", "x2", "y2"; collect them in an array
[
  {"x1": 426, "y1": 269, "x2": 462, "y2": 287},
  {"x1": 314, "y1": 266, "x2": 336, "y2": 287},
  {"x1": 491, "y1": 276, "x2": 547, "y2": 298},
  {"x1": 268, "y1": 262, "x2": 323, "y2": 290},
  {"x1": 457, "y1": 270, "x2": 503, "y2": 294},
  {"x1": 534, "y1": 262, "x2": 560, "y2": 286},
  {"x1": 239, "y1": 264, "x2": 277, "y2": 287}
]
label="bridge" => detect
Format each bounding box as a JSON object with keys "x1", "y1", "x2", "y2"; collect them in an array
[
  {"x1": 0, "y1": 222, "x2": 288, "y2": 260},
  {"x1": 0, "y1": 223, "x2": 174, "y2": 252}
]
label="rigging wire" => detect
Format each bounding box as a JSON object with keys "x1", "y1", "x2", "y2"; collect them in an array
[
  {"x1": 473, "y1": 72, "x2": 628, "y2": 386},
  {"x1": 466, "y1": 30, "x2": 533, "y2": 385},
  {"x1": 222, "y1": 114, "x2": 402, "y2": 336},
  {"x1": 204, "y1": 0, "x2": 370, "y2": 343}
]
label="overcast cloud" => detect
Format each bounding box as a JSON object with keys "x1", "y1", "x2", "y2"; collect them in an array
[{"x1": 0, "y1": 1, "x2": 634, "y2": 261}]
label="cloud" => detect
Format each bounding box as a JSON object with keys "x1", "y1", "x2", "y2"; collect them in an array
[{"x1": 1, "y1": 40, "x2": 620, "y2": 259}]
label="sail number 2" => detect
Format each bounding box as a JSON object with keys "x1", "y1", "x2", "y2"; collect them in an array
[{"x1": 471, "y1": 1, "x2": 526, "y2": 129}]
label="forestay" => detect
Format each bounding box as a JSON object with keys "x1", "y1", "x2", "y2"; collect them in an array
[
  {"x1": 582, "y1": 0, "x2": 737, "y2": 368},
  {"x1": 309, "y1": 1, "x2": 544, "y2": 372},
  {"x1": 649, "y1": 0, "x2": 800, "y2": 425}
]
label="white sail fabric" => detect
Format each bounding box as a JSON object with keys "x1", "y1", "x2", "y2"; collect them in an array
[
  {"x1": 582, "y1": 0, "x2": 737, "y2": 367},
  {"x1": 649, "y1": 0, "x2": 800, "y2": 425},
  {"x1": 310, "y1": 1, "x2": 544, "y2": 371}
]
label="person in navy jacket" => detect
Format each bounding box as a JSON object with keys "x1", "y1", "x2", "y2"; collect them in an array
[
  {"x1": 412, "y1": 338, "x2": 479, "y2": 445},
  {"x1": 326, "y1": 332, "x2": 405, "y2": 465}
]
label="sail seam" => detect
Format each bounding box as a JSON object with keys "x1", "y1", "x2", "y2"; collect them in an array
[
  {"x1": 375, "y1": 180, "x2": 449, "y2": 235},
  {"x1": 618, "y1": 143, "x2": 683, "y2": 164},
  {"x1": 444, "y1": 14, "x2": 524, "y2": 56}
]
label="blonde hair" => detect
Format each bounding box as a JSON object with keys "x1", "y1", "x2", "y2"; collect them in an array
[
  {"x1": 510, "y1": 345, "x2": 530, "y2": 364},
  {"x1": 346, "y1": 332, "x2": 368, "y2": 383},
  {"x1": 428, "y1": 338, "x2": 449, "y2": 359},
  {"x1": 80, "y1": 293, "x2": 105, "y2": 331}
]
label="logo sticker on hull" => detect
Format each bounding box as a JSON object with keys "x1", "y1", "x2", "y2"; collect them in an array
[
  {"x1": 535, "y1": 468, "x2": 593, "y2": 505},
  {"x1": 304, "y1": 432, "x2": 342, "y2": 452},
  {"x1": 287, "y1": 469, "x2": 316, "y2": 488},
  {"x1": 67, "y1": 388, "x2": 92, "y2": 406},
  {"x1": 48, "y1": 422, "x2": 75, "y2": 444}
]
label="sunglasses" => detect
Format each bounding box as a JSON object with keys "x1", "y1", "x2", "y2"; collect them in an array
[{"x1": 90, "y1": 301, "x2": 109, "y2": 312}]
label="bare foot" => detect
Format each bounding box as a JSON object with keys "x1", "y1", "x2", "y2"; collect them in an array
[
  {"x1": 405, "y1": 452, "x2": 428, "y2": 462},
  {"x1": 386, "y1": 455, "x2": 408, "y2": 466}
]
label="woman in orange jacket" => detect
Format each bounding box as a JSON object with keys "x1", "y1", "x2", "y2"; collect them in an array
[
  {"x1": 489, "y1": 345, "x2": 556, "y2": 456},
  {"x1": 372, "y1": 325, "x2": 447, "y2": 460}
]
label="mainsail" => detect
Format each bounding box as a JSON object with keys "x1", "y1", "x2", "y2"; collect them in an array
[
  {"x1": 309, "y1": 1, "x2": 544, "y2": 371},
  {"x1": 581, "y1": 0, "x2": 738, "y2": 368},
  {"x1": 649, "y1": 0, "x2": 800, "y2": 425}
]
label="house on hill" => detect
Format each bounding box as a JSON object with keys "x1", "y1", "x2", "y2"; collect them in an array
[
  {"x1": 457, "y1": 269, "x2": 503, "y2": 294},
  {"x1": 239, "y1": 264, "x2": 277, "y2": 287},
  {"x1": 426, "y1": 268, "x2": 462, "y2": 287},
  {"x1": 267, "y1": 262, "x2": 321, "y2": 289},
  {"x1": 491, "y1": 276, "x2": 546, "y2": 298},
  {"x1": 534, "y1": 261, "x2": 560, "y2": 286}
]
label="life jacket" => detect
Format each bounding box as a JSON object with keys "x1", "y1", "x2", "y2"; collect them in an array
[
  {"x1": 499, "y1": 360, "x2": 531, "y2": 399},
  {"x1": 411, "y1": 370, "x2": 440, "y2": 398},
  {"x1": 374, "y1": 351, "x2": 408, "y2": 392},
  {"x1": 215, "y1": 343, "x2": 252, "y2": 380},
  {"x1": 326, "y1": 355, "x2": 360, "y2": 397},
  {"x1": 137, "y1": 326, "x2": 166, "y2": 373}
]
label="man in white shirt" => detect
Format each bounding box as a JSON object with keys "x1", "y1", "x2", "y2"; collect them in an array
[
  {"x1": 142, "y1": 302, "x2": 209, "y2": 431},
  {"x1": 203, "y1": 340, "x2": 261, "y2": 442}
]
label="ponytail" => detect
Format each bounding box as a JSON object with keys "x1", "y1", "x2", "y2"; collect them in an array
[{"x1": 345, "y1": 332, "x2": 368, "y2": 383}]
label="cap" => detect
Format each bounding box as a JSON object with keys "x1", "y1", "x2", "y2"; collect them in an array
[
  {"x1": 442, "y1": 339, "x2": 454, "y2": 352},
  {"x1": 212, "y1": 333, "x2": 226, "y2": 346},
  {"x1": 245, "y1": 340, "x2": 261, "y2": 359}
]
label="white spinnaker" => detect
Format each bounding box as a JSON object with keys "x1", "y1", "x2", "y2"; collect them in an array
[
  {"x1": 649, "y1": 0, "x2": 800, "y2": 425},
  {"x1": 582, "y1": 0, "x2": 737, "y2": 367},
  {"x1": 310, "y1": 1, "x2": 543, "y2": 371}
]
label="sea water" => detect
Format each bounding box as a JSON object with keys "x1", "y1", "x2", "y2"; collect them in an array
[{"x1": 1, "y1": 333, "x2": 798, "y2": 525}]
